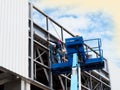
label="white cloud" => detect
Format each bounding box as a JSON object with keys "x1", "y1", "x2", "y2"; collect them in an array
[{"x1": 56, "y1": 16, "x2": 90, "y2": 34}]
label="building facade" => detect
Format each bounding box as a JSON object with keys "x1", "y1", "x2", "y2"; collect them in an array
[{"x1": 0, "y1": 1, "x2": 111, "y2": 90}]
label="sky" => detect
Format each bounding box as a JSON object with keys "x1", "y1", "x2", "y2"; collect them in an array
[{"x1": 30, "y1": 0, "x2": 120, "y2": 90}]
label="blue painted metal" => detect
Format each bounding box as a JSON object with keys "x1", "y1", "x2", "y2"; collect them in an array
[
  {"x1": 65, "y1": 36, "x2": 85, "y2": 63},
  {"x1": 51, "y1": 62, "x2": 72, "y2": 74},
  {"x1": 81, "y1": 58, "x2": 104, "y2": 71},
  {"x1": 51, "y1": 36, "x2": 104, "y2": 74},
  {"x1": 81, "y1": 38, "x2": 104, "y2": 71},
  {"x1": 51, "y1": 36, "x2": 85, "y2": 74},
  {"x1": 70, "y1": 53, "x2": 78, "y2": 90}
]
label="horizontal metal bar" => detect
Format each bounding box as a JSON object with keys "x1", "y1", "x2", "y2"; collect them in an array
[
  {"x1": 84, "y1": 71, "x2": 111, "y2": 88},
  {"x1": 81, "y1": 84, "x2": 91, "y2": 90},
  {"x1": 34, "y1": 40, "x2": 49, "y2": 50},
  {"x1": 34, "y1": 60, "x2": 50, "y2": 70},
  {"x1": 60, "y1": 74, "x2": 71, "y2": 80},
  {"x1": 32, "y1": 4, "x2": 74, "y2": 37},
  {"x1": 0, "y1": 66, "x2": 53, "y2": 90},
  {"x1": 84, "y1": 38, "x2": 100, "y2": 41}
]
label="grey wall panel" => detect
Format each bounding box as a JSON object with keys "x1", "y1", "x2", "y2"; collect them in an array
[{"x1": 0, "y1": 0, "x2": 28, "y2": 77}]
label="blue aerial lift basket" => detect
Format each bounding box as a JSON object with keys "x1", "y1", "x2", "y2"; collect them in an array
[
  {"x1": 51, "y1": 36, "x2": 85, "y2": 74},
  {"x1": 81, "y1": 38, "x2": 104, "y2": 71},
  {"x1": 51, "y1": 36, "x2": 104, "y2": 74}
]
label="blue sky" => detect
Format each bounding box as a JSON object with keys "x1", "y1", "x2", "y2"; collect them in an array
[{"x1": 30, "y1": 0, "x2": 120, "y2": 90}]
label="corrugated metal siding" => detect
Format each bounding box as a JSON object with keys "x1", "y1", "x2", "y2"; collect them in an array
[{"x1": 0, "y1": 0, "x2": 28, "y2": 77}]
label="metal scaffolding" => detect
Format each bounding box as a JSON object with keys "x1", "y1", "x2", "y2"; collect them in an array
[
  {"x1": 0, "y1": 2, "x2": 111, "y2": 90},
  {"x1": 28, "y1": 2, "x2": 111, "y2": 90}
]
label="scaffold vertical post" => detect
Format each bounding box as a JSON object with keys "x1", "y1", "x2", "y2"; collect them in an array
[
  {"x1": 30, "y1": 3, "x2": 34, "y2": 79},
  {"x1": 47, "y1": 16, "x2": 53, "y2": 90}
]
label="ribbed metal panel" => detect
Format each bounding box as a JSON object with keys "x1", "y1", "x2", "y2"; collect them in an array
[{"x1": 0, "y1": 0, "x2": 28, "y2": 77}]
